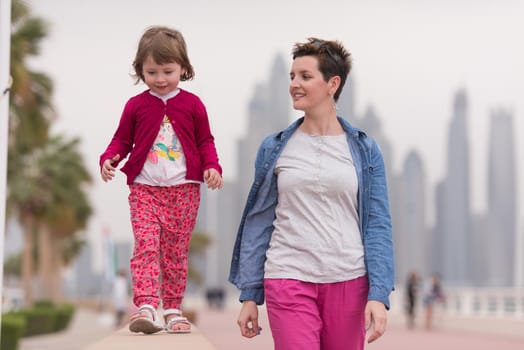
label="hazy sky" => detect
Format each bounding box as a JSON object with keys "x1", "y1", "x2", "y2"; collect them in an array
[{"x1": 25, "y1": 0, "x2": 523, "y2": 247}]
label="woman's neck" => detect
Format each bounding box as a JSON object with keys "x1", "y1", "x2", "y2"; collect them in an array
[{"x1": 301, "y1": 109, "x2": 342, "y2": 136}]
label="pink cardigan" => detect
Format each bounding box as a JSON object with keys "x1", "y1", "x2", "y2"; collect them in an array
[{"x1": 99, "y1": 89, "x2": 222, "y2": 185}]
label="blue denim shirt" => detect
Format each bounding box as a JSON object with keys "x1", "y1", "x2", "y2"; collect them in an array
[{"x1": 228, "y1": 116, "x2": 395, "y2": 308}]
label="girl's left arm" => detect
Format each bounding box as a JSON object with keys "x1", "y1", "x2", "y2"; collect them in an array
[{"x1": 193, "y1": 98, "x2": 222, "y2": 174}]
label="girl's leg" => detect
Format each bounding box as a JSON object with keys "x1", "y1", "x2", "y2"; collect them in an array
[
  {"x1": 264, "y1": 279, "x2": 321, "y2": 350},
  {"x1": 318, "y1": 276, "x2": 368, "y2": 350},
  {"x1": 129, "y1": 183, "x2": 161, "y2": 309},
  {"x1": 159, "y1": 183, "x2": 200, "y2": 310}
]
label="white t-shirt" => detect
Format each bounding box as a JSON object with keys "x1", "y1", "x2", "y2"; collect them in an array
[{"x1": 264, "y1": 129, "x2": 366, "y2": 283}]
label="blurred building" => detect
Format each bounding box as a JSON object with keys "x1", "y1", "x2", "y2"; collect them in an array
[
  {"x1": 199, "y1": 54, "x2": 292, "y2": 295},
  {"x1": 395, "y1": 151, "x2": 429, "y2": 280},
  {"x1": 72, "y1": 244, "x2": 102, "y2": 299},
  {"x1": 432, "y1": 90, "x2": 473, "y2": 286},
  {"x1": 484, "y1": 109, "x2": 516, "y2": 286},
  {"x1": 236, "y1": 54, "x2": 291, "y2": 204}
]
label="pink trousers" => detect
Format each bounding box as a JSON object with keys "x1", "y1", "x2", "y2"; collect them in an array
[
  {"x1": 264, "y1": 276, "x2": 369, "y2": 350},
  {"x1": 128, "y1": 182, "x2": 200, "y2": 310}
]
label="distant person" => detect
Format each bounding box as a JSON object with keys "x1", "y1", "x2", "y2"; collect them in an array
[
  {"x1": 206, "y1": 287, "x2": 226, "y2": 310},
  {"x1": 229, "y1": 37, "x2": 395, "y2": 350},
  {"x1": 404, "y1": 271, "x2": 419, "y2": 329},
  {"x1": 423, "y1": 273, "x2": 445, "y2": 330},
  {"x1": 113, "y1": 269, "x2": 129, "y2": 328},
  {"x1": 99, "y1": 26, "x2": 223, "y2": 334}
]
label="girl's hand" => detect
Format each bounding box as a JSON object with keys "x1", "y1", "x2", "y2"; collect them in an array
[
  {"x1": 101, "y1": 154, "x2": 120, "y2": 182},
  {"x1": 237, "y1": 301, "x2": 261, "y2": 338},
  {"x1": 204, "y1": 168, "x2": 223, "y2": 190}
]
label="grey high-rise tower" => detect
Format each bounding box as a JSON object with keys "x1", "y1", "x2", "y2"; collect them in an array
[
  {"x1": 395, "y1": 151, "x2": 428, "y2": 282},
  {"x1": 237, "y1": 54, "x2": 291, "y2": 204},
  {"x1": 433, "y1": 89, "x2": 472, "y2": 286},
  {"x1": 224, "y1": 56, "x2": 374, "y2": 293},
  {"x1": 203, "y1": 54, "x2": 291, "y2": 294},
  {"x1": 485, "y1": 109, "x2": 516, "y2": 286}
]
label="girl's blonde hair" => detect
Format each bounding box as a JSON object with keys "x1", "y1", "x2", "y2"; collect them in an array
[{"x1": 132, "y1": 26, "x2": 194, "y2": 84}]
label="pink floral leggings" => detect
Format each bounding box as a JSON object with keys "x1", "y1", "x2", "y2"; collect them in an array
[{"x1": 128, "y1": 182, "x2": 200, "y2": 310}]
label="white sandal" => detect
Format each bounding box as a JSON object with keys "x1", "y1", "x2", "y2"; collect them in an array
[
  {"x1": 164, "y1": 308, "x2": 191, "y2": 334},
  {"x1": 129, "y1": 304, "x2": 164, "y2": 334}
]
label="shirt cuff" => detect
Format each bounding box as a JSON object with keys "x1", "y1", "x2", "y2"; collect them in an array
[{"x1": 239, "y1": 287, "x2": 265, "y2": 305}]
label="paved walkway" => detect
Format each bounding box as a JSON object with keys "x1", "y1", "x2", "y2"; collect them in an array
[
  {"x1": 19, "y1": 299, "x2": 524, "y2": 350},
  {"x1": 84, "y1": 324, "x2": 216, "y2": 350},
  {"x1": 197, "y1": 303, "x2": 524, "y2": 350}
]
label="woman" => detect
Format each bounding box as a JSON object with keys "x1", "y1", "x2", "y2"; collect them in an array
[{"x1": 229, "y1": 37, "x2": 395, "y2": 350}]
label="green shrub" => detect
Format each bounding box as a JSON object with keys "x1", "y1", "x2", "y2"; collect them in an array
[
  {"x1": 13, "y1": 307, "x2": 57, "y2": 336},
  {"x1": 6, "y1": 302, "x2": 76, "y2": 337},
  {"x1": 1, "y1": 313, "x2": 26, "y2": 350},
  {"x1": 33, "y1": 300, "x2": 55, "y2": 308},
  {"x1": 53, "y1": 304, "x2": 75, "y2": 331}
]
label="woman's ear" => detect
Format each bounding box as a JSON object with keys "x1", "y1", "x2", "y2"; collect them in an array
[{"x1": 329, "y1": 75, "x2": 341, "y2": 95}]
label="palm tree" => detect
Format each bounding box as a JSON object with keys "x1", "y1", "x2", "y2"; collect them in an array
[
  {"x1": 34, "y1": 136, "x2": 92, "y2": 302},
  {"x1": 6, "y1": 0, "x2": 93, "y2": 305},
  {"x1": 7, "y1": 0, "x2": 52, "y2": 306},
  {"x1": 8, "y1": 135, "x2": 93, "y2": 303},
  {"x1": 9, "y1": 0, "x2": 53, "y2": 153}
]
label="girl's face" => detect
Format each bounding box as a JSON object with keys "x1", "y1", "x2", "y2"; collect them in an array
[
  {"x1": 289, "y1": 55, "x2": 334, "y2": 113},
  {"x1": 142, "y1": 55, "x2": 184, "y2": 96}
]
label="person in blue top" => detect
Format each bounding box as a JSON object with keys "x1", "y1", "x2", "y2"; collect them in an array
[{"x1": 229, "y1": 37, "x2": 395, "y2": 350}]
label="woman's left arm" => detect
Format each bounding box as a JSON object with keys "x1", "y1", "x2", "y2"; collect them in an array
[{"x1": 364, "y1": 140, "x2": 395, "y2": 308}]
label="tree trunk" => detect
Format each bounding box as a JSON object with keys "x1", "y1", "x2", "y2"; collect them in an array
[
  {"x1": 50, "y1": 236, "x2": 64, "y2": 303},
  {"x1": 22, "y1": 214, "x2": 35, "y2": 306},
  {"x1": 38, "y1": 223, "x2": 54, "y2": 301}
]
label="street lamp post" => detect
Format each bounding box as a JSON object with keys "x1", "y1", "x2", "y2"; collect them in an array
[{"x1": 0, "y1": 0, "x2": 13, "y2": 321}]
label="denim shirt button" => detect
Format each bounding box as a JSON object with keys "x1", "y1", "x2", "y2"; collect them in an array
[
  {"x1": 369, "y1": 166, "x2": 373, "y2": 173},
  {"x1": 264, "y1": 163, "x2": 269, "y2": 169}
]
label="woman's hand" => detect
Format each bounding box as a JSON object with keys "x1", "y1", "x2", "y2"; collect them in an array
[
  {"x1": 365, "y1": 300, "x2": 387, "y2": 343},
  {"x1": 237, "y1": 301, "x2": 261, "y2": 338}
]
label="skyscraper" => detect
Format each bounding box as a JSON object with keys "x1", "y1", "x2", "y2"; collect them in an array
[
  {"x1": 485, "y1": 109, "x2": 516, "y2": 286},
  {"x1": 396, "y1": 151, "x2": 428, "y2": 282},
  {"x1": 206, "y1": 54, "x2": 291, "y2": 294},
  {"x1": 433, "y1": 89, "x2": 472, "y2": 286},
  {"x1": 236, "y1": 54, "x2": 291, "y2": 204}
]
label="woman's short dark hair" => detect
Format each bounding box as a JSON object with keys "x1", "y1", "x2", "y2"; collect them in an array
[{"x1": 292, "y1": 37, "x2": 351, "y2": 102}]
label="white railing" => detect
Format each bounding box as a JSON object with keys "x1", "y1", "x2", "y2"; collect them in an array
[
  {"x1": 443, "y1": 287, "x2": 524, "y2": 319},
  {"x1": 390, "y1": 286, "x2": 524, "y2": 319}
]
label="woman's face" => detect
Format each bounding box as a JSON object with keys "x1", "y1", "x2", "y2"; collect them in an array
[{"x1": 289, "y1": 55, "x2": 333, "y2": 112}]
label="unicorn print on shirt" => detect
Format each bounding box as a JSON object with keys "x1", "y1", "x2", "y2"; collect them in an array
[{"x1": 147, "y1": 116, "x2": 182, "y2": 163}]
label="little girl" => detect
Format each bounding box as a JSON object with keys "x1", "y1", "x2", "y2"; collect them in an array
[{"x1": 100, "y1": 26, "x2": 223, "y2": 334}]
